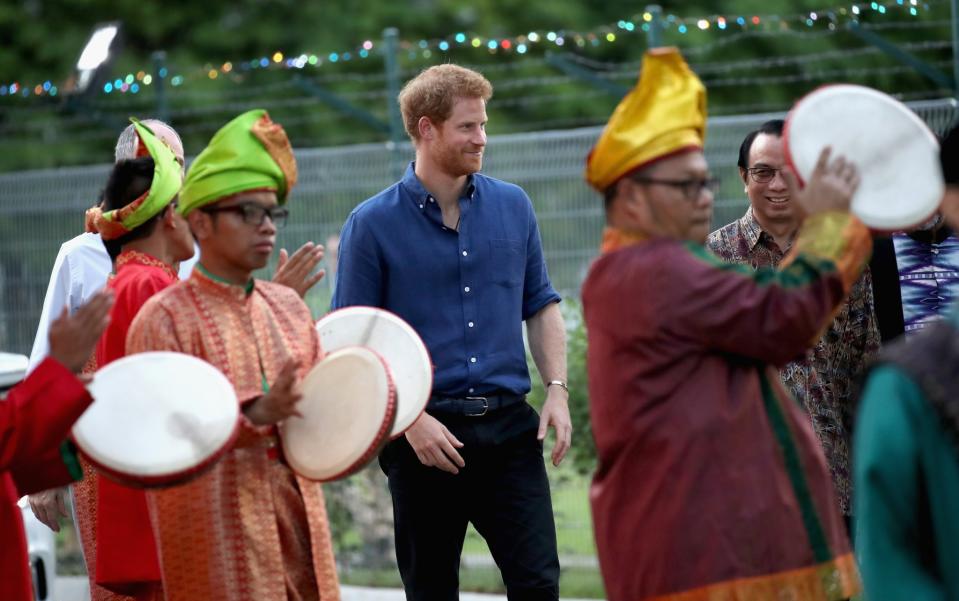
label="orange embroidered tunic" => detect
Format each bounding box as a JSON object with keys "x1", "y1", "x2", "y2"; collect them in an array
[{"x1": 126, "y1": 267, "x2": 340, "y2": 601}]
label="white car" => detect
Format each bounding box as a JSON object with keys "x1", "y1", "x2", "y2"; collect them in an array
[{"x1": 2, "y1": 352, "x2": 57, "y2": 601}]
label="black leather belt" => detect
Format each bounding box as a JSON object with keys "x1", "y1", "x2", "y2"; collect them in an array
[{"x1": 428, "y1": 393, "x2": 525, "y2": 417}]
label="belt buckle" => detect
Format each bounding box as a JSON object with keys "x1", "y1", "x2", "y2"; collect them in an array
[{"x1": 464, "y1": 396, "x2": 488, "y2": 417}]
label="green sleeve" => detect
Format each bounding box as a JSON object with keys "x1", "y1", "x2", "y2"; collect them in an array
[{"x1": 854, "y1": 365, "x2": 947, "y2": 601}]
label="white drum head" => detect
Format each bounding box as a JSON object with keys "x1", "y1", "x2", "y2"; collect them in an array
[
  {"x1": 75, "y1": 352, "x2": 239, "y2": 487},
  {"x1": 316, "y1": 307, "x2": 432, "y2": 437},
  {"x1": 281, "y1": 347, "x2": 396, "y2": 481},
  {"x1": 785, "y1": 84, "x2": 943, "y2": 231}
]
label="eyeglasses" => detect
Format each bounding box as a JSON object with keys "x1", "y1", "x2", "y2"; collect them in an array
[
  {"x1": 201, "y1": 203, "x2": 289, "y2": 228},
  {"x1": 632, "y1": 176, "x2": 720, "y2": 201},
  {"x1": 745, "y1": 167, "x2": 782, "y2": 183}
]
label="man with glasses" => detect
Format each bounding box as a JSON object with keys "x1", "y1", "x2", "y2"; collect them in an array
[
  {"x1": 583, "y1": 48, "x2": 865, "y2": 600},
  {"x1": 124, "y1": 110, "x2": 339, "y2": 600},
  {"x1": 707, "y1": 119, "x2": 880, "y2": 523},
  {"x1": 27, "y1": 118, "x2": 328, "y2": 601}
]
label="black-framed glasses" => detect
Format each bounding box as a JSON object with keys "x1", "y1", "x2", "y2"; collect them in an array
[
  {"x1": 745, "y1": 167, "x2": 782, "y2": 183},
  {"x1": 201, "y1": 203, "x2": 289, "y2": 228},
  {"x1": 632, "y1": 176, "x2": 720, "y2": 201}
]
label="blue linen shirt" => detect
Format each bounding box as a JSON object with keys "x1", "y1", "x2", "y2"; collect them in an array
[{"x1": 332, "y1": 163, "x2": 560, "y2": 397}]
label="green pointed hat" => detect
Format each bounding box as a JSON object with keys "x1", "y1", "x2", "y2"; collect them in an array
[
  {"x1": 179, "y1": 109, "x2": 297, "y2": 215},
  {"x1": 88, "y1": 119, "x2": 182, "y2": 240}
]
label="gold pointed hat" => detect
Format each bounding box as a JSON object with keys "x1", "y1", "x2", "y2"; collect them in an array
[{"x1": 585, "y1": 47, "x2": 706, "y2": 192}]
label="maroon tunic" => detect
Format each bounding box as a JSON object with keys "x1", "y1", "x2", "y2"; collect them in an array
[{"x1": 582, "y1": 213, "x2": 869, "y2": 601}]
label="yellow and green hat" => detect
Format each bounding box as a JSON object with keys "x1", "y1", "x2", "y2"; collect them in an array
[
  {"x1": 585, "y1": 47, "x2": 706, "y2": 192},
  {"x1": 179, "y1": 109, "x2": 297, "y2": 215},
  {"x1": 87, "y1": 119, "x2": 182, "y2": 240}
]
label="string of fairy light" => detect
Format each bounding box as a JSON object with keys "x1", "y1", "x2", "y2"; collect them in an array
[{"x1": 0, "y1": 0, "x2": 943, "y2": 100}]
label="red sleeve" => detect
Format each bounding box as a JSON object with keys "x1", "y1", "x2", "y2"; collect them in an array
[
  {"x1": 10, "y1": 441, "x2": 79, "y2": 495},
  {"x1": 0, "y1": 357, "x2": 92, "y2": 472}
]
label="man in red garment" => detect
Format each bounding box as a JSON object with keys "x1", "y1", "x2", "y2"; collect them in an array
[
  {"x1": 1, "y1": 290, "x2": 113, "y2": 601},
  {"x1": 80, "y1": 120, "x2": 195, "y2": 599},
  {"x1": 582, "y1": 48, "x2": 866, "y2": 601}
]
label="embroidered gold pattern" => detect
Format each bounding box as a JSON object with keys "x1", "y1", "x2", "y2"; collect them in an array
[{"x1": 251, "y1": 113, "x2": 298, "y2": 195}]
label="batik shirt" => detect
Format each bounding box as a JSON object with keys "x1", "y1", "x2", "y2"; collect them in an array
[{"x1": 707, "y1": 207, "x2": 881, "y2": 515}]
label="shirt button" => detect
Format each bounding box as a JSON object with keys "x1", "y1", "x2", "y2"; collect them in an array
[
  {"x1": 469, "y1": 388, "x2": 475, "y2": 393},
  {"x1": 419, "y1": 204, "x2": 424, "y2": 209},
  {"x1": 464, "y1": 286, "x2": 470, "y2": 293},
  {"x1": 429, "y1": 197, "x2": 435, "y2": 203},
  {"x1": 468, "y1": 321, "x2": 474, "y2": 327},
  {"x1": 470, "y1": 357, "x2": 477, "y2": 363},
  {"x1": 462, "y1": 250, "x2": 468, "y2": 256}
]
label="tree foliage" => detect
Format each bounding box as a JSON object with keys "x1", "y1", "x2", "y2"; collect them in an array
[{"x1": 0, "y1": 0, "x2": 954, "y2": 172}]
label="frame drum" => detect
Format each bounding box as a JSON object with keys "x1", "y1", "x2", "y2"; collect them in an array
[
  {"x1": 784, "y1": 84, "x2": 943, "y2": 232},
  {"x1": 315, "y1": 306, "x2": 432, "y2": 438},
  {"x1": 74, "y1": 352, "x2": 239, "y2": 488},
  {"x1": 281, "y1": 347, "x2": 397, "y2": 481}
]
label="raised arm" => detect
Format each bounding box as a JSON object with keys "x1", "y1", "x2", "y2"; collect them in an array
[
  {"x1": 661, "y1": 149, "x2": 871, "y2": 364},
  {"x1": 2, "y1": 290, "x2": 112, "y2": 471},
  {"x1": 659, "y1": 211, "x2": 870, "y2": 366}
]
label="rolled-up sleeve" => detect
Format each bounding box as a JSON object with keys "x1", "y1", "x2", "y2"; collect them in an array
[{"x1": 521, "y1": 196, "x2": 561, "y2": 320}]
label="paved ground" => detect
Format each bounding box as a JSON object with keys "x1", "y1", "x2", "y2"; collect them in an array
[{"x1": 55, "y1": 576, "x2": 600, "y2": 600}]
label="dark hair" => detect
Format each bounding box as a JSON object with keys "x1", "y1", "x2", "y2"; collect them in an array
[
  {"x1": 603, "y1": 181, "x2": 619, "y2": 210},
  {"x1": 941, "y1": 122, "x2": 959, "y2": 186},
  {"x1": 101, "y1": 158, "x2": 164, "y2": 261},
  {"x1": 737, "y1": 119, "x2": 785, "y2": 171},
  {"x1": 602, "y1": 162, "x2": 657, "y2": 211}
]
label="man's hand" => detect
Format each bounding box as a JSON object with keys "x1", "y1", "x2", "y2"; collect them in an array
[
  {"x1": 28, "y1": 487, "x2": 69, "y2": 533},
  {"x1": 404, "y1": 413, "x2": 465, "y2": 474},
  {"x1": 48, "y1": 289, "x2": 113, "y2": 373},
  {"x1": 243, "y1": 360, "x2": 304, "y2": 426},
  {"x1": 538, "y1": 387, "x2": 572, "y2": 467},
  {"x1": 273, "y1": 242, "x2": 326, "y2": 298},
  {"x1": 783, "y1": 147, "x2": 861, "y2": 216}
]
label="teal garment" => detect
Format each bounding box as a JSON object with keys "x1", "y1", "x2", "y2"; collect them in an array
[{"x1": 854, "y1": 362, "x2": 959, "y2": 601}]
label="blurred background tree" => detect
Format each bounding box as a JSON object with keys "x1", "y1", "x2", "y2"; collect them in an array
[{"x1": 0, "y1": 0, "x2": 954, "y2": 171}]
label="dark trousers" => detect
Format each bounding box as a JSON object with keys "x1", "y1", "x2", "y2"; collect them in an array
[{"x1": 379, "y1": 401, "x2": 560, "y2": 601}]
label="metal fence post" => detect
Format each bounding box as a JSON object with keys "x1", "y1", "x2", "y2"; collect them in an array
[
  {"x1": 952, "y1": 0, "x2": 959, "y2": 95},
  {"x1": 152, "y1": 51, "x2": 169, "y2": 123},
  {"x1": 383, "y1": 28, "x2": 406, "y2": 179},
  {"x1": 646, "y1": 5, "x2": 664, "y2": 50}
]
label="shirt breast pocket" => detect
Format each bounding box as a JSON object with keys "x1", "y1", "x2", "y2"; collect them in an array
[{"x1": 488, "y1": 239, "x2": 525, "y2": 287}]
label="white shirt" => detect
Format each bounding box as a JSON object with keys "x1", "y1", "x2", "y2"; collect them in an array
[{"x1": 27, "y1": 233, "x2": 197, "y2": 373}]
